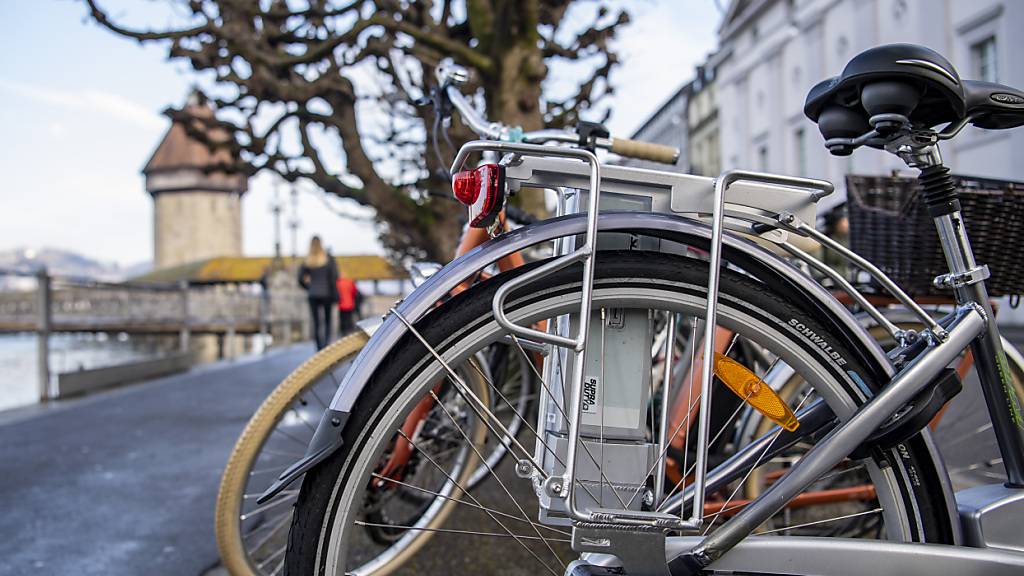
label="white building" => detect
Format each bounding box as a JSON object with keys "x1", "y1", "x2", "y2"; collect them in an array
[
  {"x1": 621, "y1": 82, "x2": 693, "y2": 172},
  {"x1": 715, "y1": 0, "x2": 1024, "y2": 212}
]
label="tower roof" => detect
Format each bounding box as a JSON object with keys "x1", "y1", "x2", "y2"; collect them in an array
[{"x1": 143, "y1": 93, "x2": 244, "y2": 180}]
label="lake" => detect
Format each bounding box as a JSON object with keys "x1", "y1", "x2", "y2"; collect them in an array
[{"x1": 0, "y1": 333, "x2": 168, "y2": 412}]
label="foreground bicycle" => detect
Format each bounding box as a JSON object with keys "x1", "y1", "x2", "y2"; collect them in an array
[{"x1": 262, "y1": 44, "x2": 1024, "y2": 575}]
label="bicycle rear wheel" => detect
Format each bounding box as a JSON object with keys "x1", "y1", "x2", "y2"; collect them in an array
[{"x1": 286, "y1": 251, "x2": 955, "y2": 575}]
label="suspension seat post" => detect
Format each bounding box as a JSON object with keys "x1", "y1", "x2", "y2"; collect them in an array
[{"x1": 913, "y1": 152, "x2": 1024, "y2": 487}]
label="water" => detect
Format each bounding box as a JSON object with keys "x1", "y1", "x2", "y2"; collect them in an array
[{"x1": 0, "y1": 333, "x2": 167, "y2": 412}]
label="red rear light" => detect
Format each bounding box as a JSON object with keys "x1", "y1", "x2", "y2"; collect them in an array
[
  {"x1": 452, "y1": 169, "x2": 481, "y2": 205},
  {"x1": 451, "y1": 164, "x2": 505, "y2": 228}
]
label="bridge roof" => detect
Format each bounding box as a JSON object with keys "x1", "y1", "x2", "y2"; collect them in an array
[{"x1": 134, "y1": 255, "x2": 406, "y2": 284}]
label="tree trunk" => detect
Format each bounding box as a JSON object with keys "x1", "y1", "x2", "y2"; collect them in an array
[{"x1": 480, "y1": 1, "x2": 549, "y2": 218}]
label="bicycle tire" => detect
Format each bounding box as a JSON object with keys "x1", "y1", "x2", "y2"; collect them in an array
[
  {"x1": 216, "y1": 332, "x2": 369, "y2": 576},
  {"x1": 286, "y1": 251, "x2": 955, "y2": 575}
]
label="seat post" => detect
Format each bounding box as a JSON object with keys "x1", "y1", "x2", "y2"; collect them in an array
[{"x1": 907, "y1": 146, "x2": 1024, "y2": 487}]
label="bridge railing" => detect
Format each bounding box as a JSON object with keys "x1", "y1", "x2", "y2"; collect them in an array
[{"x1": 0, "y1": 267, "x2": 308, "y2": 402}]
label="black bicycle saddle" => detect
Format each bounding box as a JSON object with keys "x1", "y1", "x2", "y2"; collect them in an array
[
  {"x1": 804, "y1": 43, "x2": 1024, "y2": 154},
  {"x1": 962, "y1": 80, "x2": 1024, "y2": 130},
  {"x1": 804, "y1": 44, "x2": 965, "y2": 131}
]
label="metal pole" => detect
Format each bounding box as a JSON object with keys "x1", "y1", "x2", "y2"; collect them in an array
[
  {"x1": 179, "y1": 281, "x2": 190, "y2": 353},
  {"x1": 655, "y1": 312, "x2": 677, "y2": 505},
  {"x1": 35, "y1": 267, "x2": 51, "y2": 402},
  {"x1": 258, "y1": 287, "x2": 269, "y2": 354},
  {"x1": 935, "y1": 210, "x2": 1024, "y2": 486}
]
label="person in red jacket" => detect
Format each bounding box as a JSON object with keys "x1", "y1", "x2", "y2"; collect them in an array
[{"x1": 336, "y1": 273, "x2": 361, "y2": 335}]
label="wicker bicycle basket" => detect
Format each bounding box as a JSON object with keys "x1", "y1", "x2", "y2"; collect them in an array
[{"x1": 846, "y1": 173, "x2": 1024, "y2": 297}]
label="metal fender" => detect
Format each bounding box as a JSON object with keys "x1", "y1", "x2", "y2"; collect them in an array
[{"x1": 258, "y1": 211, "x2": 894, "y2": 503}]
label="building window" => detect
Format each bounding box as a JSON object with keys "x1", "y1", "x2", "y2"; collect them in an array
[
  {"x1": 971, "y1": 36, "x2": 998, "y2": 82},
  {"x1": 758, "y1": 145, "x2": 769, "y2": 172},
  {"x1": 794, "y1": 128, "x2": 806, "y2": 176}
]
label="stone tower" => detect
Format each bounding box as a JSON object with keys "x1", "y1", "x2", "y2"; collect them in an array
[{"x1": 143, "y1": 93, "x2": 247, "y2": 270}]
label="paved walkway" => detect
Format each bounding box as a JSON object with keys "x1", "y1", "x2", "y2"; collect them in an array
[{"x1": 0, "y1": 344, "x2": 313, "y2": 576}]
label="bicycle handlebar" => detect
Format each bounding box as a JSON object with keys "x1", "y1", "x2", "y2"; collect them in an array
[
  {"x1": 440, "y1": 70, "x2": 680, "y2": 165},
  {"x1": 608, "y1": 137, "x2": 680, "y2": 164}
]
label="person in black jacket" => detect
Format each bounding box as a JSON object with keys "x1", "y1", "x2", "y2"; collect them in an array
[{"x1": 298, "y1": 236, "x2": 338, "y2": 350}]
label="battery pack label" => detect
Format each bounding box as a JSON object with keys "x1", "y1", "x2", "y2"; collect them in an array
[{"x1": 580, "y1": 375, "x2": 642, "y2": 429}]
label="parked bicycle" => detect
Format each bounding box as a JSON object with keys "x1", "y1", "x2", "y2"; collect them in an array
[{"x1": 257, "y1": 44, "x2": 1024, "y2": 575}]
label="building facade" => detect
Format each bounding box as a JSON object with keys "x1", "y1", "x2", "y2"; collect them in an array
[
  {"x1": 621, "y1": 82, "x2": 693, "y2": 172},
  {"x1": 143, "y1": 93, "x2": 247, "y2": 270},
  {"x1": 687, "y1": 64, "x2": 721, "y2": 177},
  {"x1": 715, "y1": 0, "x2": 1024, "y2": 211}
]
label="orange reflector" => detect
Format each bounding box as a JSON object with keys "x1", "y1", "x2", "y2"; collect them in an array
[{"x1": 713, "y1": 353, "x2": 800, "y2": 432}]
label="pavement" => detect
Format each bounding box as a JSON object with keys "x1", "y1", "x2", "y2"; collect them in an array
[{"x1": 0, "y1": 343, "x2": 313, "y2": 576}]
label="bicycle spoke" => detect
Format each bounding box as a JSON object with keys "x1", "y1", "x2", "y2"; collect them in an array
[
  {"x1": 940, "y1": 422, "x2": 993, "y2": 448},
  {"x1": 702, "y1": 392, "x2": 815, "y2": 534},
  {"x1": 679, "y1": 319, "x2": 699, "y2": 506},
  {"x1": 391, "y1": 309, "x2": 550, "y2": 479},
  {"x1": 254, "y1": 447, "x2": 306, "y2": 459},
  {"x1": 465, "y1": 357, "x2": 557, "y2": 465},
  {"x1": 243, "y1": 511, "x2": 291, "y2": 556},
  {"x1": 308, "y1": 378, "x2": 331, "y2": 410},
  {"x1": 398, "y1": 428, "x2": 562, "y2": 576},
  {"x1": 241, "y1": 490, "x2": 298, "y2": 521},
  {"x1": 353, "y1": 520, "x2": 571, "y2": 542},
  {"x1": 243, "y1": 489, "x2": 298, "y2": 501},
  {"x1": 491, "y1": 393, "x2": 539, "y2": 413},
  {"x1": 270, "y1": 425, "x2": 310, "y2": 447},
  {"x1": 427, "y1": 392, "x2": 567, "y2": 570},
  {"x1": 815, "y1": 462, "x2": 867, "y2": 484},
  {"x1": 267, "y1": 557, "x2": 285, "y2": 576},
  {"x1": 249, "y1": 465, "x2": 289, "y2": 476},
  {"x1": 948, "y1": 457, "x2": 1002, "y2": 474},
  {"x1": 659, "y1": 343, "x2": 785, "y2": 511},
  {"x1": 242, "y1": 507, "x2": 293, "y2": 538},
  {"x1": 656, "y1": 390, "x2": 703, "y2": 507},
  {"x1": 288, "y1": 406, "x2": 319, "y2": 435},
  {"x1": 599, "y1": 307, "x2": 607, "y2": 507},
  {"x1": 370, "y1": 472, "x2": 571, "y2": 537},
  {"x1": 255, "y1": 540, "x2": 288, "y2": 570},
  {"x1": 755, "y1": 508, "x2": 883, "y2": 535}
]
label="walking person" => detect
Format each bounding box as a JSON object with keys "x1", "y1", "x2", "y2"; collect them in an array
[
  {"x1": 335, "y1": 272, "x2": 361, "y2": 335},
  {"x1": 297, "y1": 236, "x2": 338, "y2": 350}
]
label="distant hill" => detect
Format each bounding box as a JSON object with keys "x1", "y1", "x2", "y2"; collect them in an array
[{"x1": 0, "y1": 248, "x2": 151, "y2": 287}]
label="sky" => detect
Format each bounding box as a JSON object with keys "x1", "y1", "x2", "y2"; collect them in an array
[{"x1": 0, "y1": 1, "x2": 722, "y2": 267}]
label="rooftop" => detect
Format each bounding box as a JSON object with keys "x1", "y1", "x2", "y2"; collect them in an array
[
  {"x1": 133, "y1": 255, "x2": 406, "y2": 284},
  {"x1": 142, "y1": 92, "x2": 246, "y2": 191}
]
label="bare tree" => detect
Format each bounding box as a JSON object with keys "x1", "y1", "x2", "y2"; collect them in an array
[{"x1": 83, "y1": 0, "x2": 630, "y2": 261}]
